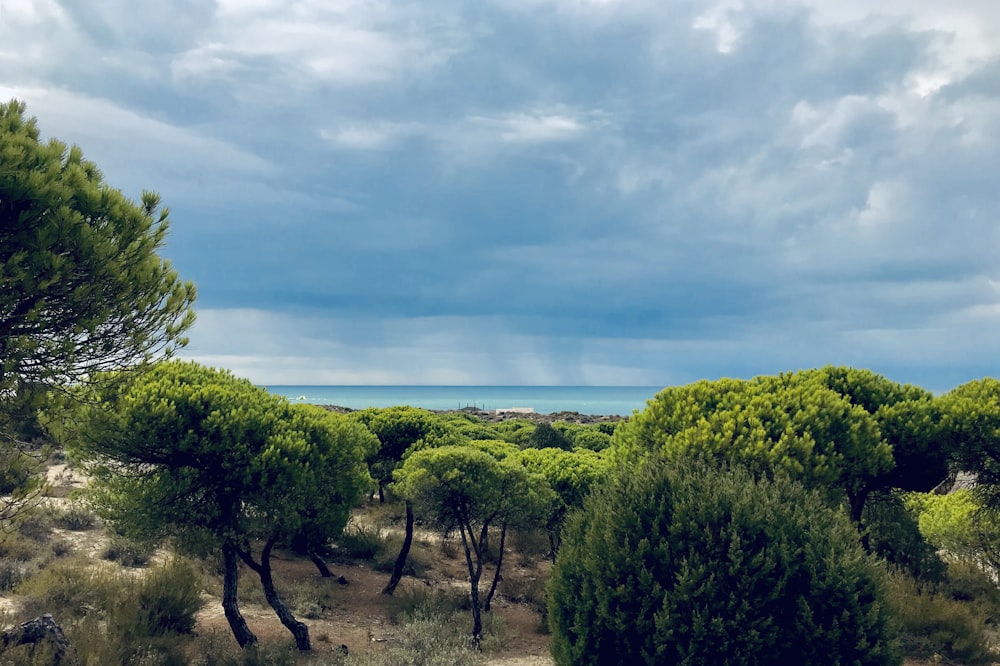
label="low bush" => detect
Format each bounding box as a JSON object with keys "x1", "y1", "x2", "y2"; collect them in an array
[
  {"x1": 864, "y1": 490, "x2": 946, "y2": 582},
  {"x1": 16, "y1": 558, "x2": 108, "y2": 619},
  {"x1": 885, "y1": 569, "x2": 998, "y2": 664},
  {"x1": 549, "y1": 458, "x2": 901, "y2": 665},
  {"x1": 103, "y1": 533, "x2": 155, "y2": 567},
  {"x1": 0, "y1": 560, "x2": 36, "y2": 592},
  {"x1": 278, "y1": 578, "x2": 336, "y2": 620},
  {"x1": 14, "y1": 511, "x2": 51, "y2": 543},
  {"x1": 188, "y1": 631, "x2": 297, "y2": 666},
  {"x1": 942, "y1": 560, "x2": 1000, "y2": 617},
  {"x1": 66, "y1": 615, "x2": 190, "y2": 666},
  {"x1": 129, "y1": 559, "x2": 205, "y2": 636},
  {"x1": 438, "y1": 534, "x2": 460, "y2": 560},
  {"x1": 52, "y1": 500, "x2": 97, "y2": 531},
  {"x1": 335, "y1": 521, "x2": 387, "y2": 561},
  {"x1": 0, "y1": 532, "x2": 48, "y2": 563},
  {"x1": 387, "y1": 586, "x2": 471, "y2": 625},
  {"x1": 499, "y1": 569, "x2": 547, "y2": 614},
  {"x1": 15, "y1": 557, "x2": 204, "y2": 645},
  {"x1": 331, "y1": 609, "x2": 493, "y2": 666},
  {"x1": 508, "y1": 527, "x2": 550, "y2": 564}
]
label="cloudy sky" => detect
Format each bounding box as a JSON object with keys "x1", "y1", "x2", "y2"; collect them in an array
[{"x1": 3, "y1": 0, "x2": 1000, "y2": 390}]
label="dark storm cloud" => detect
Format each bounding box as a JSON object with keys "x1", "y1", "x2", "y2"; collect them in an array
[{"x1": 2, "y1": 0, "x2": 999, "y2": 385}]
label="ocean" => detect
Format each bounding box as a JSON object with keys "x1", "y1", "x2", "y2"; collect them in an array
[{"x1": 263, "y1": 385, "x2": 662, "y2": 416}]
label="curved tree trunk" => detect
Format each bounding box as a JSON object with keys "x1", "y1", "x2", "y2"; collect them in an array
[
  {"x1": 239, "y1": 538, "x2": 311, "y2": 651},
  {"x1": 484, "y1": 524, "x2": 507, "y2": 611},
  {"x1": 849, "y1": 487, "x2": 869, "y2": 526},
  {"x1": 848, "y1": 487, "x2": 872, "y2": 552},
  {"x1": 459, "y1": 521, "x2": 485, "y2": 649},
  {"x1": 310, "y1": 550, "x2": 334, "y2": 578},
  {"x1": 382, "y1": 500, "x2": 414, "y2": 595},
  {"x1": 222, "y1": 542, "x2": 257, "y2": 649}
]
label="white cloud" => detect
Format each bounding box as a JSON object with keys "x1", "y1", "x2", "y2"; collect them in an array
[
  {"x1": 171, "y1": 1, "x2": 463, "y2": 89},
  {"x1": 0, "y1": 86, "x2": 273, "y2": 190},
  {"x1": 182, "y1": 308, "x2": 663, "y2": 385},
  {"x1": 491, "y1": 112, "x2": 587, "y2": 143},
  {"x1": 693, "y1": 2, "x2": 744, "y2": 54},
  {"x1": 320, "y1": 122, "x2": 412, "y2": 150}
]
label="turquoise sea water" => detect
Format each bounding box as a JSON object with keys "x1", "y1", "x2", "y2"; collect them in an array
[{"x1": 263, "y1": 386, "x2": 662, "y2": 416}]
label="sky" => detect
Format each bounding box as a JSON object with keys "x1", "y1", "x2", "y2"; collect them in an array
[{"x1": 3, "y1": 0, "x2": 1000, "y2": 390}]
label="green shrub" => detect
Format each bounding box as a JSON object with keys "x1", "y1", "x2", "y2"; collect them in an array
[
  {"x1": 527, "y1": 423, "x2": 573, "y2": 451},
  {"x1": 15, "y1": 511, "x2": 51, "y2": 543},
  {"x1": 103, "y1": 533, "x2": 155, "y2": 567},
  {"x1": 0, "y1": 559, "x2": 35, "y2": 592},
  {"x1": 941, "y1": 560, "x2": 1000, "y2": 617},
  {"x1": 388, "y1": 586, "x2": 471, "y2": 625},
  {"x1": 570, "y1": 429, "x2": 611, "y2": 452},
  {"x1": 885, "y1": 569, "x2": 998, "y2": 664},
  {"x1": 0, "y1": 532, "x2": 48, "y2": 562},
  {"x1": 863, "y1": 490, "x2": 946, "y2": 582},
  {"x1": 16, "y1": 557, "x2": 203, "y2": 641},
  {"x1": 188, "y1": 631, "x2": 297, "y2": 666},
  {"x1": 16, "y1": 558, "x2": 109, "y2": 619},
  {"x1": 129, "y1": 558, "x2": 205, "y2": 636},
  {"x1": 236, "y1": 575, "x2": 267, "y2": 607},
  {"x1": 548, "y1": 458, "x2": 901, "y2": 666},
  {"x1": 438, "y1": 534, "x2": 460, "y2": 560},
  {"x1": 499, "y1": 569, "x2": 546, "y2": 608},
  {"x1": 278, "y1": 578, "x2": 337, "y2": 620},
  {"x1": 67, "y1": 615, "x2": 190, "y2": 666},
  {"x1": 52, "y1": 500, "x2": 97, "y2": 531},
  {"x1": 335, "y1": 521, "x2": 387, "y2": 561},
  {"x1": 330, "y1": 609, "x2": 487, "y2": 666},
  {"x1": 509, "y1": 526, "x2": 550, "y2": 565}
]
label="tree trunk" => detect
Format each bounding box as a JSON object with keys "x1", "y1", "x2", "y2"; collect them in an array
[
  {"x1": 459, "y1": 521, "x2": 485, "y2": 648},
  {"x1": 310, "y1": 551, "x2": 334, "y2": 578},
  {"x1": 222, "y1": 542, "x2": 257, "y2": 649},
  {"x1": 546, "y1": 508, "x2": 565, "y2": 562},
  {"x1": 378, "y1": 483, "x2": 385, "y2": 504},
  {"x1": 484, "y1": 524, "x2": 507, "y2": 611},
  {"x1": 547, "y1": 529, "x2": 558, "y2": 563},
  {"x1": 849, "y1": 487, "x2": 872, "y2": 552},
  {"x1": 239, "y1": 539, "x2": 311, "y2": 651},
  {"x1": 382, "y1": 500, "x2": 414, "y2": 595},
  {"x1": 849, "y1": 487, "x2": 869, "y2": 526}
]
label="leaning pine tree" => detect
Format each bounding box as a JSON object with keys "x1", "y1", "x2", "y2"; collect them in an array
[{"x1": 548, "y1": 457, "x2": 900, "y2": 666}]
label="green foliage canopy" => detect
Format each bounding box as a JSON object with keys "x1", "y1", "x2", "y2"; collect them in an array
[
  {"x1": 548, "y1": 458, "x2": 900, "y2": 666},
  {"x1": 945, "y1": 378, "x2": 1000, "y2": 510},
  {"x1": 394, "y1": 444, "x2": 554, "y2": 642},
  {"x1": 909, "y1": 489, "x2": 1000, "y2": 571},
  {"x1": 613, "y1": 371, "x2": 893, "y2": 518},
  {"x1": 516, "y1": 447, "x2": 610, "y2": 556},
  {"x1": 0, "y1": 99, "x2": 196, "y2": 392},
  {"x1": 71, "y1": 361, "x2": 375, "y2": 650},
  {"x1": 613, "y1": 367, "x2": 952, "y2": 523},
  {"x1": 351, "y1": 406, "x2": 445, "y2": 501}
]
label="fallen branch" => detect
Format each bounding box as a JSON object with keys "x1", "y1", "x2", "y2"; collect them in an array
[{"x1": 1, "y1": 614, "x2": 73, "y2": 664}]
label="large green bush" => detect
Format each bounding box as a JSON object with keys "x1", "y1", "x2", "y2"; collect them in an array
[{"x1": 548, "y1": 459, "x2": 900, "y2": 666}]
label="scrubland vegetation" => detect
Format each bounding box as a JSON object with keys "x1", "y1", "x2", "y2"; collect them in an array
[{"x1": 7, "y1": 99, "x2": 1000, "y2": 665}]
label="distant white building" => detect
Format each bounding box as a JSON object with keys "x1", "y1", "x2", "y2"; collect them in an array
[{"x1": 495, "y1": 407, "x2": 535, "y2": 415}]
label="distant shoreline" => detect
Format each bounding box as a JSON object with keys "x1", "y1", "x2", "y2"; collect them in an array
[
  {"x1": 320, "y1": 404, "x2": 627, "y2": 425},
  {"x1": 267, "y1": 385, "x2": 657, "y2": 417}
]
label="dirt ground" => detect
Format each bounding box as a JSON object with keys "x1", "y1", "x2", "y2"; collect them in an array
[
  {"x1": 17, "y1": 465, "x2": 961, "y2": 666},
  {"x1": 193, "y1": 553, "x2": 554, "y2": 665},
  {"x1": 35, "y1": 461, "x2": 556, "y2": 664}
]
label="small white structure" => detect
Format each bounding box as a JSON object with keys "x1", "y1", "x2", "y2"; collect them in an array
[{"x1": 495, "y1": 407, "x2": 535, "y2": 415}]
